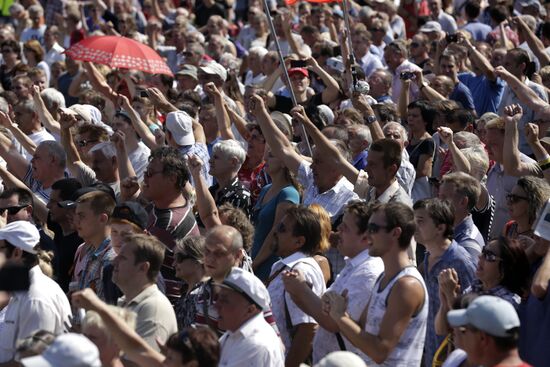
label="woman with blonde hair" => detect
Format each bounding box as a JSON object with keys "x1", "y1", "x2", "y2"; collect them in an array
[
  {"x1": 23, "y1": 39, "x2": 50, "y2": 86},
  {"x1": 308, "y1": 204, "x2": 332, "y2": 284}
]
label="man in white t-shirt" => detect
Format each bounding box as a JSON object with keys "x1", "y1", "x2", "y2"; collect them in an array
[{"x1": 20, "y1": 5, "x2": 47, "y2": 46}]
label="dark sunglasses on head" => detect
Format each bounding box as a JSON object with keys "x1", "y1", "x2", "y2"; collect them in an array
[
  {"x1": 0, "y1": 205, "x2": 28, "y2": 216},
  {"x1": 506, "y1": 193, "x2": 528, "y2": 204},
  {"x1": 76, "y1": 139, "x2": 98, "y2": 147},
  {"x1": 367, "y1": 222, "x2": 389, "y2": 234},
  {"x1": 481, "y1": 248, "x2": 500, "y2": 262}
]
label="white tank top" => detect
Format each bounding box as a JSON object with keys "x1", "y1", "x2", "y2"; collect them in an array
[{"x1": 363, "y1": 266, "x2": 428, "y2": 367}]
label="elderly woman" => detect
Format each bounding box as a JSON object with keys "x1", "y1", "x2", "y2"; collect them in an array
[{"x1": 504, "y1": 176, "x2": 550, "y2": 239}]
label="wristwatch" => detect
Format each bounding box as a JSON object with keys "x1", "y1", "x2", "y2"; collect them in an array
[{"x1": 365, "y1": 115, "x2": 377, "y2": 125}]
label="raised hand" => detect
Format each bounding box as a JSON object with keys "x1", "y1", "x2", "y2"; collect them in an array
[
  {"x1": 437, "y1": 126, "x2": 454, "y2": 146},
  {"x1": 186, "y1": 154, "x2": 204, "y2": 177},
  {"x1": 72, "y1": 288, "x2": 104, "y2": 311},
  {"x1": 203, "y1": 82, "x2": 222, "y2": 99},
  {"x1": 59, "y1": 110, "x2": 78, "y2": 130},
  {"x1": 290, "y1": 105, "x2": 311, "y2": 126},
  {"x1": 438, "y1": 268, "x2": 460, "y2": 309},
  {"x1": 121, "y1": 176, "x2": 140, "y2": 200},
  {"x1": 324, "y1": 289, "x2": 349, "y2": 320},
  {"x1": 247, "y1": 94, "x2": 266, "y2": 116},
  {"x1": 525, "y1": 123, "x2": 540, "y2": 146},
  {"x1": 111, "y1": 130, "x2": 126, "y2": 152},
  {"x1": 282, "y1": 269, "x2": 307, "y2": 295},
  {"x1": 503, "y1": 104, "x2": 523, "y2": 124},
  {"x1": 0, "y1": 111, "x2": 13, "y2": 129}
]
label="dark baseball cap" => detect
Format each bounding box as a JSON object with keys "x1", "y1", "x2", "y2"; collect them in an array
[
  {"x1": 111, "y1": 201, "x2": 148, "y2": 230},
  {"x1": 58, "y1": 182, "x2": 116, "y2": 208}
]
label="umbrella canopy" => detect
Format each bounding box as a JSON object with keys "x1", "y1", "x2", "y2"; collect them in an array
[{"x1": 65, "y1": 35, "x2": 173, "y2": 76}]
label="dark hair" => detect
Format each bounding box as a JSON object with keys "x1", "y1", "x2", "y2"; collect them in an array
[
  {"x1": 369, "y1": 138, "x2": 402, "y2": 170},
  {"x1": 123, "y1": 233, "x2": 165, "y2": 282},
  {"x1": 149, "y1": 146, "x2": 190, "y2": 190},
  {"x1": 174, "y1": 236, "x2": 205, "y2": 263},
  {"x1": 449, "y1": 109, "x2": 475, "y2": 130},
  {"x1": 371, "y1": 202, "x2": 416, "y2": 249},
  {"x1": 493, "y1": 327, "x2": 520, "y2": 350},
  {"x1": 407, "y1": 100, "x2": 437, "y2": 134},
  {"x1": 413, "y1": 198, "x2": 455, "y2": 240},
  {"x1": 506, "y1": 48, "x2": 535, "y2": 78},
  {"x1": 516, "y1": 176, "x2": 550, "y2": 224},
  {"x1": 0, "y1": 40, "x2": 20, "y2": 56},
  {"x1": 344, "y1": 200, "x2": 373, "y2": 234},
  {"x1": 542, "y1": 21, "x2": 550, "y2": 41},
  {"x1": 373, "y1": 103, "x2": 398, "y2": 123},
  {"x1": 51, "y1": 178, "x2": 83, "y2": 201},
  {"x1": 489, "y1": 5, "x2": 509, "y2": 24},
  {"x1": 218, "y1": 203, "x2": 254, "y2": 253},
  {"x1": 165, "y1": 326, "x2": 220, "y2": 367},
  {"x1": 77, "y1": 191, "x2": 116, "y2": 217},
  {"x1": 301, "y1": 24, "x2": 320, "y2": 35},
  {"x1": 0, "y1": 187, "x2": 33, "y2": 207},
  {"x1": 4, "y1": 241, "x2": 39, "y2": 268},
  {"x1": 494, "y1": 237, "x2": 530, "y2": 297},
  {"x1": 76, "y1": 124, "x2": 110, "y2": 142},
  {"x1": 286, "y1": 205, "x2": 322, "y2": 255},
  {"x1": 464, "y1": 0, "x2": 482, "y2": 19}
]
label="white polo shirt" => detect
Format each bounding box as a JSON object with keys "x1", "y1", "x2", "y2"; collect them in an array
[
  {"x1": 219, "y1": 312, "x2": 285, "y2": 367},
  {"x1": 0, "y1": 266, "x2": 72, "y2": 363}
]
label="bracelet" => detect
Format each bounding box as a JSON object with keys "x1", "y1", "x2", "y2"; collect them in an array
[
  {"x1": 540, "y1": 162, "x2": 550, "y2": 171},
  {"x1": 538, "y1": 156, "x2": 550, "y2": 166}
]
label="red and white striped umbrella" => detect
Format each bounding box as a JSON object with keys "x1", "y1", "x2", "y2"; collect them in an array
[{"x1": 65, "y1": 35, "x2": 173, "y2": 76}]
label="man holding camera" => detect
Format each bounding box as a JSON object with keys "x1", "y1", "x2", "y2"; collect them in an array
[{"x1": 384, "y1": 40, "x2": 422, "y2": 103}]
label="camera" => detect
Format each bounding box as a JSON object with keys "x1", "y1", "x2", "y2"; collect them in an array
[
  {"x1": 352, "y1": 80, "x2": 370, "y2": 95},
  {"x1": 290, "y1": 60, "x2": 307, "y2": 68},
  {"x1": 400, "y1": 71, "x2": 415, "y2": 80},
  {"x1": 446, "y1": 33, "x2": 458, "y2": 43}
]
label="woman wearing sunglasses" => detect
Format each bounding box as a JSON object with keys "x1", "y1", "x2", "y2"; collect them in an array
[
  {"x1": 503, "y1": 176, "x2": 550, "y2": 239},
  {"x1": 435, "y1": 236, "x2": 530, "y2": 341}
]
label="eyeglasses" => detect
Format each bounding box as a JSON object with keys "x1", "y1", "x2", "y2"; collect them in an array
[
  {"x1": 1, "y1": 49, "x2": 13, "y2": 54},
  {"x1": 0, "y1": 205, "x2": 28, "y2": 216},
  {"x1": 76, "y1": 139, "x2": 99, "y2": 147},
  {"x1": 144, "y1": 169, "x2": 164, "y2": 178},
  {"x1": 506, "y1": 193, "x2": 529, "y2": 204},
  {"x1": 367, "y1": 222, "x2": 389, "y2": 234},
  {"x1": 481, "y1": 248, "x2": 500, "y2": 262}
]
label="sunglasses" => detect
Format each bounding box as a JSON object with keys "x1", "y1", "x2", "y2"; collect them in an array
[
  {"x1": 76, "y1": 139, "x2": 98, "y2": 147},
  {"x1": 506, "y1": 193, "x2": 528, "y2": 204},
  {"x1": 0, "y1": 205, "x2": 28, "y2": 216},
  {"x1": 481, "y1": 248, "x2": 500, "y2": 263},
  {"x1": 367, "y1": 222, "x2": 389, "y2": 234}
]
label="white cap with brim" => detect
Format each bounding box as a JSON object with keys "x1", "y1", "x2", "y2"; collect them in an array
[
  {"x1": 165, "y1": 110, "x2": 195, "y2": 146},
  {"x1": 419, "y1": 21, "x2": 443, "y2": 33},
  {"x1": 0, "y1": 221, "x2": 40, "y2": 254},
  {"x1": 447, "y1": 295, "x2": 520, "y2": 338},
  {"x1": 312, "y1": 351, "x2": 367, "y2": 367},
  {"x1": 221, "y1": 267, "x2": 271, "y2": 311},
  {"x1": 199, "y1": 62, "x2": 228, "y2": 82},
  {"x1": 21, "y1": 333, "x2": 101, "y2": 367}
]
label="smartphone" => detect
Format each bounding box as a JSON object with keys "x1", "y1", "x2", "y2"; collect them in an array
[
  {"x1": 400, "y1": 71, "x2": 415, "y2": 80},
  {"x1": 139, "y1": 90, "x2": 149, "y2": 98},
  {"x1": 290, "y1": 60, "x2": 307, "y2": 68},
  {"x1": 446, "y1": 33, "x2": 458, "y2": 43}
]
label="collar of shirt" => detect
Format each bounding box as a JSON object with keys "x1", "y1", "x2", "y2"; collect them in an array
[
  {"x1": 226, "y1": 312, "x2": 264, "y2": 338},
  {"x1": 87, "y1": 237, "x2": 111, "y2": 259},
  {"x1": 347, "y1": 248, "x2": 372, "y2": 268},
  {"x1": 370, "y1": 179, "x2": 400, "y2": 203},
  {"x1": 455, "y1": 214, "x2": 474, "y2": 235},
  {"x1": 328, "y1": 175, "x2": 355, "y2": 196},
  {"x1": 212, "y1": 177, "x2": 241, "y2": 197},
  {"x1": 425, "y1": 240, "x2": 460, "y2": 272},
  {"x1": 273, "y1": 251, "x2": 309, "y2": 271},
  {"x1": 120, "y1": 284, "x2": 158, "y2": 306}
]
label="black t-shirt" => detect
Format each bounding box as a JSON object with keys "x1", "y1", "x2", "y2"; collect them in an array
[
  {"x1": 406, "y1": 138, "x2": 435, "y2": 169},
  {"x1": 47, "y1": 213, "x2": 83, "y2": 292},
  {"x1": 271, "y1": 93, "x2": 324, "y2": 115},
  {"x1": 194, "y1": 0, "x2": 226, "y2": 27}
]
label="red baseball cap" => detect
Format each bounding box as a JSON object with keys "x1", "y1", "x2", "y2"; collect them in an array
[{"x1": 288, "y1": 68, "x2": 309, "y2": 78}]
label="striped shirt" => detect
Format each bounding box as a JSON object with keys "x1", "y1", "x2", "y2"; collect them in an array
[{"x1": 209, "y1": 177, "x2": 252, "y2": 217}]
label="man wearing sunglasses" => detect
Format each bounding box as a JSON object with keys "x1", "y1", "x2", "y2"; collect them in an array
[{"x1": 323, "y1": 202, "x2": 428, "y2": 367}]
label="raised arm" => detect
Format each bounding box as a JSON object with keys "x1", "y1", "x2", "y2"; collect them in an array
[
  {"x1": 503, "y1": 104, "x2": 542, "y2": 177},
  {"x1": 398, "y1": 79, "x2": 411, "y2": 120},
  {"x1": 119, "y1": 94, "x2": 158, "y2": 149},
  {"x1": 58, "y1": 111, "x2": 86, "y2": 178},
  {"x1": 0, "y1": 111, "x2": 37, "y2": 157},
  {"x1": 525, "y1": 123, "x2": 550, "y2": 183},
  {"x1": 280, "y1": 11, "x2": 309, "y2": 60},
  {"x1": 249, "y1": 94, "x2": 303, "y2": 174},
  {"x1": 204, "y1": 82, "x2": 235, "y2": 140},
  {"x1": 495, "y1": 66, "x2": 550, "y2": 120},
  {"x1": 32, "y1": 86, "x2": 61, "y2": 136},
  {"x1": 413, "y1": 71, "x2": 446, "y2": 102},
  {"x1": 111, "y1": 130, "x2": 136, "y2": 181},
  {"x1": 0, "y1": 123, "x2": 30, "y2": 181},
  {"x1": 305, "y1": 57, "x2": 341, "y2": 105},
  {"x1": 513, "y1": 16, "x2": 550, "y2": 67},
  {"x1": 352, "y1": 93, "x2": 385, "y2": 142},
  {"x1": 72, "y1": 289, "x2": 164, "y2": 367},
  {"x1": 437, "y1": 127, "x2": 471, "y2": 174},
  {"x1": 458, "y1": 33, "x2": 497, "y2": 81},
  {"x1": 146, "y1": 87, "x2": 178, "y2": 113},
  {"x1": 187, "y1": 154, "x2": 221, "y2": 229},
  {"x1": 82, "y1": 62, "x2": 119, "y2": 104}
]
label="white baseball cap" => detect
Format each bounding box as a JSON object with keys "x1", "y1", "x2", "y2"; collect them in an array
[
  {"x1": 312, "y1": 351, "x2": 367, "y2": 367},
  {"x1": 419, "y1": 21, "x2": 443, "y2": 33},
  {"x1": 20, "y1": 333, "x2": 101, "y2": 367},
  {"x1": 165, "y1": 110, "x2": 195, "y2": 146},
  {"x1": 0, "y1": 221, "x2": 40, "y2": 254},
  {"x1": 221, "y1": 267, "x2": 271, "y2": 311},
  {"x1": 199, "y1": 61, "x2": 228, "y2": 82},
  {"x1": 447, "y1": 295, "x2": 520, "y2": 337}
]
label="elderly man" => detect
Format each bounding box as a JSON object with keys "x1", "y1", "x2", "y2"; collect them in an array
[
  {"x1": 0, "y1": 221, "x2": 72, "y2": 364},
  {"x1": 112, "y1": 233, "x2": 177, "y2": 351},
  {"x1": 208, "y1": 139, "x2": 251, "y2": 216},
  {"x1": 0, "y1": 132, "x2": 66, "y2": 203},
  {"x1": 216, "y1": 267, "x2": 285, "y2": 366}
]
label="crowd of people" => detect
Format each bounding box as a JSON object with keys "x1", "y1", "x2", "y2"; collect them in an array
[{"x1": 0, "y1": 0, "x2": 549, "y2": 365}]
